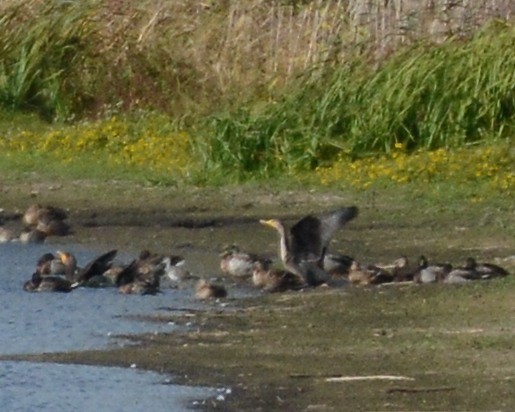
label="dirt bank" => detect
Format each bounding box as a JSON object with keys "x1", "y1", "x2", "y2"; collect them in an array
[{"x1": 1, "y1": 178, "x2": 514, "y2": 411}]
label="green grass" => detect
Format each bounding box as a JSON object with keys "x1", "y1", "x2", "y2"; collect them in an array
[
  {"x1": 0, "y1": 150, "x2": 183, "y2": 187},
  {"x1": 0, "y1": 1, "x2": 96, "y2": 120},
  {"x1": 205, "y1": 22, "x2": 514, "y2": 178},
  {"x1": 0, "y1": 1, "x2": 513, "y2": 183}
]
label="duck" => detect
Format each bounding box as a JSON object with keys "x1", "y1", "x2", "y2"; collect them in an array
[
  {"x1": 56, "y1": 249, "x2": 118, "y2": 286},
  {"x1": 195, "y1": 279, "x2": 227, "y2": 299},
  {"x1": 19, "y1": 228, "x2": 47, "y2": 244},
  {"x1": 377, "y1": 256, "x2": 417, "y2": 282},
  {"x1": 137, "y1": 250, "x2": 185, "y2": 274},
  {"x1": 162, "y1": 255, "x2": 191, "y2": 283},
  {"x1": 22, "y1": 204, "x2": 40, "y2": 227},
  {"x1": 442, "y1": 268, "x2": 472, "y2": 284},
  {"x1": 252, "y1": 260, "x2": 306, "y2": 292},
  {"x1": 114, "y1": 255, "x2": 164, "y2": 295},
  {"x1": 323, "y1": 253, "x2": 355, "y2": 277},
  {"x1": 462, "y1": 257, "x2": 510, "y2": 279},
  {"x1": 22, "y1": 204, "x2": 70, "y2": 238},
  {"x1": 118, "y1": 280, "x2": 160, "y2": 295},
  {"x1": 413, "y1": 255, "x2": 452, "y2": 284},
  {"x1": 346, "y1": 260, "x2": 369, "y2": 285},
  {"x1": 131, "y1": 250, "x2": 189, "y2": 286},
  {"x1": 22, "y1": 204, "x2": 68, "y2": 227},
  {"x1": 23, "y1": 272, "x2": 75, "y2": 293},
  {"x1": 441, "y1": 257, "x2": 507, "y2": 284},
  {"x1": 36, "y1": 214, "x2": 71, "y2": 236},
  {"x1": 54, "y1": 250, "x2": 78, "y2": 279},
  {"x1": 137, "y1": 249, "x2": 166, "y2": 265},
  {"x1": 220, "y1": 245, "x2": 272, "y2": 278},
  {"x1": 0, "y1": 227, "x2": 15, "y2": 243},
  {"x1": 102, "y1": 266, "x2": 125, "y2": 285},
  {"x1": 260, "y1": 206, "x2": 358, "y2": 286},
  {"x1": 347, "y1": 260, "x2": 393, "y2": 285},
  {"x1": 35, "y1": 252, "x2": 66, "y2": 276}
]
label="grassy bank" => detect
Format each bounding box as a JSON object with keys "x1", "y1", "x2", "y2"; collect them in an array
[
  {"x1": 206, "y1": 22, "x2": 514, "y2": 178},
  {"x1": 0, "y1": 1, "x2": 513, "y2": 184},
  {"x1": 1, "y1": 112, "x2": 513, "y2": 192}
]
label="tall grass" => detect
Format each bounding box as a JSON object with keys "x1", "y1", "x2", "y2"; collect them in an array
[
  {"x1": 0, "y1": 1, "x2": 96, "y2": 119},
  {"x1": 329, "y1": 21, "x2": 515, "y2": 152},
  {"x1": 0, "y1": 0, "x2": 513, "y2": 183},
  {"x1": 205, "y1": 21, "x2": 514, "y2": 179},
  {"x1": 0, "y1": 0, "x2": 511, "y2": 120}
]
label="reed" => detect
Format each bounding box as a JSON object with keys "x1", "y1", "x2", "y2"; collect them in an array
[
  {"x1": 340, "y1": 22, "x2": 515, "y2": 152},
  {"x1": 0, "y1": 0, "x2": 513, "y2": 183},
  {"x1": 0, "y1": 1, "x2": 96, "y2": 119},
  {"x1": 205, "y1": 21, "x2": 514, "y2": 178},
  {"x1": 0, "y1": 0, "x2": 511, "y2": 119}
]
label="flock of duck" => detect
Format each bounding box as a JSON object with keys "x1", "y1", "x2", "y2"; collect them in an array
[
  {"x1": 0, "y1": 203, "x2": 71, "y2": 244},
  {"x1": 1, "y1": 203, "x2": 511, "y2": 299},
  {"x1": 222, "y1": 207, "x2": 510, "y2": 290}
]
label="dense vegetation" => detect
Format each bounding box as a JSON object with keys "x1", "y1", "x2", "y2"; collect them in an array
[{"x1": 0, "y1": 0, "x2": 513, "y2": 185}]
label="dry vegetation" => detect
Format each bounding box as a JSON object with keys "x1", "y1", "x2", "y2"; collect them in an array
[
  {"x1": 0, "y1": 1, "x2": 513, "y2": 183},
  {"x1": 0, "y1": 0, "x2": 512, "y2": 117}
]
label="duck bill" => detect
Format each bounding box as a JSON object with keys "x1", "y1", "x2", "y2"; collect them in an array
[
  {"x1": 55, "y1": 250, "x2": 69, "y2": 264},
  {"x1": 259, "y1": 219, "x2": 276, "y2": 228}
]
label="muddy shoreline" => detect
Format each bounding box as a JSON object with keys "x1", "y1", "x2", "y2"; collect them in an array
[{"x1": 1, "y1": 179, "x2": 514, "y2": 411}]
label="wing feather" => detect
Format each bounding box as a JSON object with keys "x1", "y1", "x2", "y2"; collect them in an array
[{"x1": 290, "y1": 206, "x2": 358, "y2": 264}]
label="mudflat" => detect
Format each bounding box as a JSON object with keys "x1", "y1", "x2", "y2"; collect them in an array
[{"x1": 1, "y1": 178, "x2": 514, "y2": 411}]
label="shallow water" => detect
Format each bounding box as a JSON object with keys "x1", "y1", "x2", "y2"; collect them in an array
[
  {"x1": 0, "y1": 242, "x2": 229, "y2": 410},
  {"x1": 0, "y1": 361, "x2": 214, "y2": 412},
  {"x1": 0, "y1": 242, "x2": 201, "y2": 354}
]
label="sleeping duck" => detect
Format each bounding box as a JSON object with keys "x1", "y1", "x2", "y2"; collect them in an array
[
  {"x1": 347, "y1": 260, "x2": 393, "y2": 286},
  {"x1": 195, "y1": 279, "x2": 227, "y2": 299},
  {"x1": 413, "y1": 255, "x2": 452, "y2": 284},
  {"x1": 220, "y1": 245, "x2": 272, "y2": 278},
  {"x1": 23, "y1": 272, "x2": 74, "y2": 293},
  {"x1": 463, "y1": 257, "x2": 510, "y2": 279},
  {"x1": 252, "y1": 260, "x2": 306, "y2": 293}
]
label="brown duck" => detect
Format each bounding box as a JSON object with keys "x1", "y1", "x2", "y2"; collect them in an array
[
  {"x1": 347, "y1": 260, "x2": 393, "y2": 285},
  {"x1": 22, "y1": 204, "x2": 68, "y2": 227},
  {"x1": 252, "y1": 260, "x2": 306, "y2": 293},
  {"x1": 195, "y1": 279, "x2": 227, "y2": 299},
  {"x1": 220, "y1": 245, "x2": 271, "y2": 278},
  {"x1": 23, "y1": 272, "x2": 75, "y2": 293},
  {"x1": 114, "y1": 254, "x2": 164, "y2": 295}
]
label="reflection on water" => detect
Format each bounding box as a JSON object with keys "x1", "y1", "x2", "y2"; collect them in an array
[
  {"x1": 0, "y1": 242, "x2": 202, "y2": 354},
  {"x1": 0, "y1": 242, "x2": 225, "y2": 410},
  {"x1": 0, "y1": 361, "x2": 214, "y2": 412}
]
